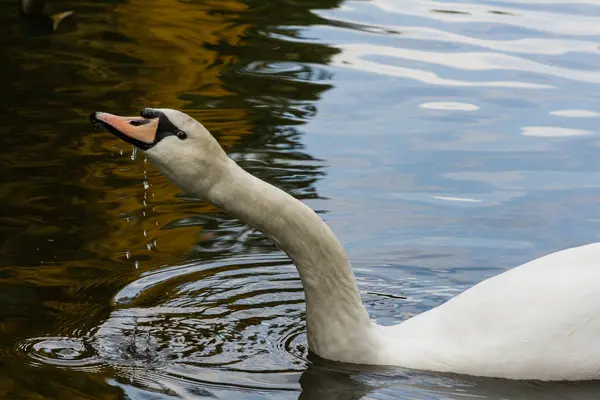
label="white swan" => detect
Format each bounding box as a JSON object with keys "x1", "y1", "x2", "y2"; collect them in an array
[{"x1": 90, "y1": 108, "x2": 600, "y2": 382}]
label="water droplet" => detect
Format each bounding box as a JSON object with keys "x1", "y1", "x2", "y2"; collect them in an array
[
  {"x1": 134, "y1": 261, "x2": 140, "y2": 269},
  {"x1": 143, "y1": 230, "x2": 147, "y2": 237},
  {"x1": 125, "y1": 250, "x2": 131, "y2": 259},
  {"x1": 119, "y1": 149, "x2": 123, "y2": 156},
  {"x1": 131, "y1": 146, "x2": 138, "y2": 161},
  {"x1": 146, "y1": 243, "x2": 152, "y2": 250},
  {"x1": 143, "y1": 200, "x2": 147, "y2": 207},
  {"x1": 143, "y1": 181, "x2": 150, "y2": 190}
]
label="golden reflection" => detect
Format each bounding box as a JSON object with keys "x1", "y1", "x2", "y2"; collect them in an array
[
  {"x1": 109, "y1": 0, "x2": 248, "y2": 107},
  {"x1": 68, "y1": 0, "x2": 254, "y2": 268}
]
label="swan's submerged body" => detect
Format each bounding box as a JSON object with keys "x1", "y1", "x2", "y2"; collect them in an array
[{"x1": 91, "y1": 108, "x2": 600, "y2": 381}]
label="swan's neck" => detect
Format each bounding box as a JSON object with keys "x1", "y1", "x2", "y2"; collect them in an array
[{"x1": 207, "y1": 160, "x2": 377, "y2": 361}]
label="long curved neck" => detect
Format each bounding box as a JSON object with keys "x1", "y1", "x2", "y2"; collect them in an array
[{"x1": 206, "y1": 160, "x2": 375, "y2": 360}]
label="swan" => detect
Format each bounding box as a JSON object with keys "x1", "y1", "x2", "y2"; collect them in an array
[{"x1": 90, "y1": 108, "x2": 600, "y2": 382}]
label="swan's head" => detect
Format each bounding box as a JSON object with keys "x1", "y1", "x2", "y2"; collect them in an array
[{"x1": 90, "y1": 108, "x2": 230, "y2": 196}]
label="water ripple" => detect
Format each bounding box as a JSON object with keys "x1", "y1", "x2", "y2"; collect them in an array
[
  {"x1": 333, "y1": 43, "x2": 600, "y2": 86},
  {"x1": 323, "y1": 18, "x2": 600, "y2": 56},
  {"x1": 550, "y1": 109, "x2": 600, "y2": 118},
  {"x1": 16, "y1": 337, "x2": 102, "y2": 370},
  {"x1": 521, "y1": 126, "x2": 594, "y2": 137},
  {"x1": 333, "y1": 48, "x2": 546, "y2": 88},
  {"x1": 371, "y1": 0, "x2": 600, "y2": 36},
  {"x1": 420, "y1": 102, "x2": 480, "y2": 111},
  {"x1": 13, "y1": 254, "x2": 466, "y2": 393},
  {"x1": 15, "y1": 257, "x2": 309, "y2": 384}
]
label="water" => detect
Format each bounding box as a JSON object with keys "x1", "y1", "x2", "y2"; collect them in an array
[{"x1": 1, "y1": 0, "x2": 600, "y2": 398}]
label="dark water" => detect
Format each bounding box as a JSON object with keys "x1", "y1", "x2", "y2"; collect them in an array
[{"x1": 2, "y1": 0, "x2": 600, "y2": 398}]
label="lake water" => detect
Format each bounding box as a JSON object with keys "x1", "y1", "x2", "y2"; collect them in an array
[{"x1": 2, "y1": 0, "x2": 600, "y2": 398}]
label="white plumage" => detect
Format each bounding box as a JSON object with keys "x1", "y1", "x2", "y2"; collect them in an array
[{"x1": 93, "y1": 107, "x2": 600, "y2": 381}]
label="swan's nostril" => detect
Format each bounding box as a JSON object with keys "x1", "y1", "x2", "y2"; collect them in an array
[
  {"x1": 129, "y1": 119, "x2": 151, "y2": 127},
  {"x1": 140, "y1": 108, "x2": 160, "y2": 119}
]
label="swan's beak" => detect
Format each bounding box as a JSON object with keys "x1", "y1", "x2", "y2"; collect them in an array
[{"x1": 89, "y1": 112, "x2": 159, "y2": 150}]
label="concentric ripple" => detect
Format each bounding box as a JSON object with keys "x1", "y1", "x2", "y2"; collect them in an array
[
  {"x1": 16, "y1": 256, "x2": 310, "y2": 390},
  {"x1": 16, "y1": 337, "x2": 102, "y2": 370}
]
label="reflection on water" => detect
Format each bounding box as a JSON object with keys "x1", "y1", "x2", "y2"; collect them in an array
[{"x1": 2, "y1": 0, "x2": 600, "y2": 398}]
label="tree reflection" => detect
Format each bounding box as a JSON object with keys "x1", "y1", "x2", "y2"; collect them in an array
[{"x1": 0, "y1": 0, "x2": 343, "y2": 268}]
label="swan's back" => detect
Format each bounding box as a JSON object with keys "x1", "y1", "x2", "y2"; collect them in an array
[{"x1": 385, "y1": 243, "x2": 600, "y2": 381}]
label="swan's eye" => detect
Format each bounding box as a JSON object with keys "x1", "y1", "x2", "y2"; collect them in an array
[{"x1": 176, "y1": 130, "x2": 187, "y2": 140}]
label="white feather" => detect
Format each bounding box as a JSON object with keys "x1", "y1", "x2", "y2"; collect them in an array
[{"x1": 142, "y1": 109, "x2": 600, "y2": 381}]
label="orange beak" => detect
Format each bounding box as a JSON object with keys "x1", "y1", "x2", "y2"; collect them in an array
[{"x1": 89, "y1": 112, "x2": 159, "y2": 150}]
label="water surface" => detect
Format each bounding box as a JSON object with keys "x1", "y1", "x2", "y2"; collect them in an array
[{"x1": 2, "y1": 0, "x2": 600, "y2": 398}]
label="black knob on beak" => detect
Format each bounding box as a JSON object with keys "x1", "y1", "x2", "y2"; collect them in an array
[{"x1": 141, "y1": 108, "x2": 160, "y2": 119}]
